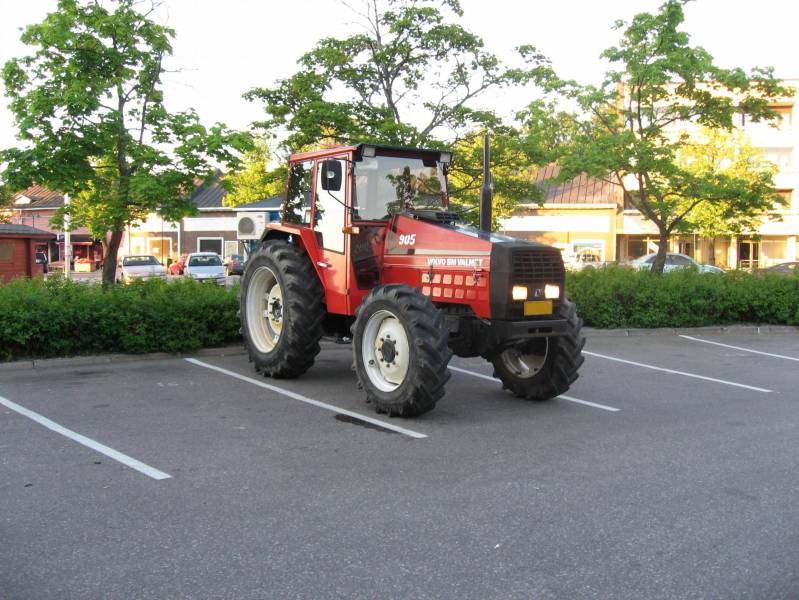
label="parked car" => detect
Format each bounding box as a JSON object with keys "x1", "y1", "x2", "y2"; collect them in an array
[
  {"x1": 169, "y1": 254, "x2": 188, "y2": 276},
  {"x1": 630, "y1": 252, "x2": 724, "y2": 274},
  {"x1": 567, "y1": 251, "x2": 611, "y2": 271},
  {"x1": 184, "y1": 252, "x2": 226, "y2": 284},
  {"x1": 764, "y1": 261, "x2": 799, "y2": 275},
  {"x1": 117, "y1": 255, "x2": 167, "y2": 283},
  {"x1": 226, "y1": 254, "x2": 246, "y2": 276}
]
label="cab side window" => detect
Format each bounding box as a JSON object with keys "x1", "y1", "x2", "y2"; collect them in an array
[{"x1": 283, "y1": 160, "x2": 314, "y2": 225}]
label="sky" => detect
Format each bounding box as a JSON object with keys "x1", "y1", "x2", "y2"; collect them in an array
[{"x1": 0, "y1": 0, "x2": 796, "y2": 153}]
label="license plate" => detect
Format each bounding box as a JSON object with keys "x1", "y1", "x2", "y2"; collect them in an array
[{"x1": 523, "y1": 300, "x2": 552, "y2": 316}]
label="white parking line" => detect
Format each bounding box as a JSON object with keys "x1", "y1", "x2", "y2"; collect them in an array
[
  {"x1": 583, "y1": 351, "x2": 772, "y2": 393},
  {"x1": 447, "y1": 365, "x2": 620, "y2": 412},
  {"x1": 0, "y1": 394, "x2": 171, "y2": 480},
  {"x1": 679, "y1": 335, "x2": 799, "y2": 362},
  {"x1": 184, "y1": 358, "x2": 428, "y2": 439}
]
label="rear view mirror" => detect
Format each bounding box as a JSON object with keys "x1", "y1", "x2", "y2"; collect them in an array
[{"x1": 320, "y1": 160, "x2": 343, "y2": 192}]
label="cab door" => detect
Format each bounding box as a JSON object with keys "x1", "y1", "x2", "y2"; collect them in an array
[{"x1": 312, "y1": 156, "x2": 349, "y2": 314}]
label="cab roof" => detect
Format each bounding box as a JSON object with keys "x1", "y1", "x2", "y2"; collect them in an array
[{"x1": 288, "y1": 143, "x2": 450, "y2": 163}]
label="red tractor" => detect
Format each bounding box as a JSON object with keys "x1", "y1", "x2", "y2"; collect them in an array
[{"x1": 239, "y1": 142, "x2": 585, "y2": 417}]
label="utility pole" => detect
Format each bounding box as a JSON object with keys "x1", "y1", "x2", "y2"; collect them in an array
[
  {"x1": 479, "y1": 133, "x2": 494, "y2": 233},
  {"x1": 63, "y1": 193, "x2": 71, "y2": 280}
]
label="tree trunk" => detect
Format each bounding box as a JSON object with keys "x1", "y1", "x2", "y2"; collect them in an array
[
  {"x1": 651, "y1": 228, "x2": 670, "y2": 274},
  {"x1": 707, "y1": 238, "x2": 716, "y2": 266},
  {"x1": 102, "y1": 229, "x2": 124, "y2": 286}
]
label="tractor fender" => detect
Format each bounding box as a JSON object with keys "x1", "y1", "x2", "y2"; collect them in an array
[{"x1": 259, "y1": 224, "x2": 327, "y2": 301}]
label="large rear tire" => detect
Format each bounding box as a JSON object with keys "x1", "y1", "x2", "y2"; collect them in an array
[
  {"x1": 489, "y1": 299, "x2": 585, "y2": 400},
  {"x1": 352, "y1": 284, "x2": 452, "y2": 417},
  {"x1": 240, "y1": 241, "x2": 324, "y2": 378}
]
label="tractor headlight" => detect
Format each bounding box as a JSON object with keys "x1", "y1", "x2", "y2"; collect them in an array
[
  {"x1": 511, "y1": 285, "x2": 528, "y2": 301},
  {"x1": 545, "y1": 284, "x2": 560, "y2": 299}
]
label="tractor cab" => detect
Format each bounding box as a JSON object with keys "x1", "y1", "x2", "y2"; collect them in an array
[{"x1": 264, "y1": 143, "x2": 455, "y2": 315}]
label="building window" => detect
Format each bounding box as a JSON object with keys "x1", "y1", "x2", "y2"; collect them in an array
[
  {"x1": 763, "y1": 148, "x2": 793, "y2": 171},
  {"x1": 0, "y1": 240, "x2": 13, "y2": 261},
  {"x1": 198, "y1": 237, "x2": 223, "y2": 256},
  {"x1": 771, "y1": 105, "x2": 793, "y2": 131}
]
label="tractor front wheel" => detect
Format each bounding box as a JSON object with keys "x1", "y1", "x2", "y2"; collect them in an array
[
  {"x1": 352, "y1": 284, "x2": 451, "y2": 417},
  {"x1": 240, "y1": 241, "x2": 324, "y2": 378},
  {"x1": 489, "y1": 299, "x2": 585, "y2": 401}
]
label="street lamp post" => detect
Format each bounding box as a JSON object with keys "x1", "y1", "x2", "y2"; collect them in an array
[{"x1": 63, "y1": 193, "x2": 71, "y2": 280}]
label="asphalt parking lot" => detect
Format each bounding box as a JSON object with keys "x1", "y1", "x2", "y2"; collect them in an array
[{"x1": 2, "y1": 330, "x2": 799, "y2": 599}]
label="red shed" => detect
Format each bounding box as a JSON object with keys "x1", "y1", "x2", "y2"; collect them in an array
[{"x1": 0, "y1": 224, "x2": 56, "y2": 283}]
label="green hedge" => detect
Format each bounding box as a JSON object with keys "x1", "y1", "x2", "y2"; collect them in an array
[
  {"x1": 0, "y1": 277, "x2": 241, "y2": 361},
  {"x1": 566, "y1": 266, "x2": 799, "y2": 329}
]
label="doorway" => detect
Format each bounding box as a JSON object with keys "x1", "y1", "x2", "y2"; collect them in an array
[{"x1": 738, "y1": 240, "x2": 759, "y2": 270}]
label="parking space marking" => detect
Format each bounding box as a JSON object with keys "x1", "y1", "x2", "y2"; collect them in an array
[
  {"x1": 0, "y1": 394, "x2": 171, "y2": 480},
  {"x1": 679, "y1": 335, "x2": 799, "y2": 362},
  {"x1": 447, "y1": 366, "x2": 620, "y2": 412},
  {"x1": 184, "y1": 358, "x2": 428, "y2": 439},
  {"x1": 583, "y1": 351, "x2": 772, "y2": 393}
]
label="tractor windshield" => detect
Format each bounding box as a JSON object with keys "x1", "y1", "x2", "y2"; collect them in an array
[{"x1": 353, "y1": 155, "x2": 446, "y2": 221}]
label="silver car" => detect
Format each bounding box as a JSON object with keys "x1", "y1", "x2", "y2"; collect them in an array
[
  {"x1": 117, "y1": 255, "x2": 167, "y2": 283},
  {"x1": 630, "y1": 252, "x2": 724, "y2": 274},
  {"x1": 184, "y1": 252, "x2": 226, "y2": 284}
]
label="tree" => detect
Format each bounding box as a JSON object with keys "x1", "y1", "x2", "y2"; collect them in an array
[
  {"x1": 677, "y1": 127, "x2": 779, "y2": 265},
  {"x1": 0, "y1": 185, "x2": 13, "y2": 223},
  {"x1": 548, "y1": 0, "x2": 791, "y2": 273},
  {"x1": 245, "y1": 0, "x2": 552, "y2": 224},
  {"x1": 222, "y1": 137, "x2": 286, "y2": 207},
  {"x1": 1, "y1": 0, "x2": 250, "y2": 284}
]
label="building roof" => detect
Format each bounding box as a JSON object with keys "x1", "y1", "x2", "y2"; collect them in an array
[
  {"x1": 233, "y1": 196, "x2": 282, "y2": 211},
  {"x1": 0, "y1": 223, "x2": 56, "y2": 237},
  {"x1": 13, "y1": 186, "x2": 65, "y2": 209},
  {"x1": 534, "y1": 164, "x2": 621, "y2": 205},
  {"x1": 190, "y1": 171, "x2": 229, "y2": 209}
]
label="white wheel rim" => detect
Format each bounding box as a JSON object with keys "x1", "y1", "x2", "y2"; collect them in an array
[
  {"x1": 361, "y1": 309, "x2": 410, "y2": 392},
  {"x1": 500, "y1": 339, "x2": 549, "y2": 379},
  {"x1": 246, "y1": 266, "x2": 284, "y2": 353}
]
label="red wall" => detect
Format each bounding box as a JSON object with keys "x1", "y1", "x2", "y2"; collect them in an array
[{"x1": 0, "y1": 237, "x2": 46, "y2": 283}]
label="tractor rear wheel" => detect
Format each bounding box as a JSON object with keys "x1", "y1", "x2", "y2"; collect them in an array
[
  {"x1": 489, "y1": 299, "x2": 585, "y2": 401},
  {"x1": 240, "y1": 241, "x2": 324, "y2": 378},
  {"x1": 352, "y1": 284, "x2": 452, "y2": 417}
]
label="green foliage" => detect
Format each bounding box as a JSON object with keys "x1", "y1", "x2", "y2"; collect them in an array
[
  {"x1": 567, "y1": 267, "x2": 799, "y2": 328},
  {"x1": 246, "y1": 0, "x2": 541, "y2": 150},
  {"x1": 1, "y1": 0, "x2": 251, "y2": 284},
  {"x1": 677, "y1": 127, "x2": 779, "y2": 239},
  {"x1": 543, "y1": 0, "x2": 792, "y2": 273},
  {"x1": 0, "y1": 277, "x2": 241, "y2": 361},
  {"x1": 0, "y1": 184, "x2": 13, "y2": 223},
  {"x1": 222, "y1": 137, "x2": 287, "y2": 207}
]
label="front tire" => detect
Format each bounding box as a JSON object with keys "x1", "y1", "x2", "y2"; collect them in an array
[
  {"x1": 352, "y1": 285, "x2": 452, "y2": 417},
  {"x1": 240, "y1": 241, "x2": 325, "y2": 378},
  {"x1": 489, "y1": 299, "x2": 585, "y2": 400}
]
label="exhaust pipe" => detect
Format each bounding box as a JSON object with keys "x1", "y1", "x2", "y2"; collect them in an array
[{"x1": 479, "y1": 133, "x2": 493, "y2": 232}]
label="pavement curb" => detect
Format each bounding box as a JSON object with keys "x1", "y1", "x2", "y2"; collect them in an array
[{"x1": 1, "y1": 345, "x2": 247, "y2": 372}]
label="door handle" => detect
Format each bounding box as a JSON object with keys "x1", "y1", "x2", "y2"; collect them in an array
[{"x1": 317, "y1": 261, "x2": 331, "y2": 269}]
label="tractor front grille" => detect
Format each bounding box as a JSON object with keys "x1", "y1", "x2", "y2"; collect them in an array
[
  {"x1": 511, "y1": 248, "x2": 565, "y2": 290},
  {"x1": 489, "y1": 243, "x2": 566, "y2": 320}
]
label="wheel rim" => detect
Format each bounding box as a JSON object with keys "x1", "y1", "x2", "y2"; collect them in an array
[
  {"x1": 361, "y1": 309, "x2": 411, "y2": 392},
  {"x1": 246, "y1": 266, "x2": 284, "y2": 353},
  {"x1": 500, "y1": 339, "x2": 549, "y2": 379}
]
